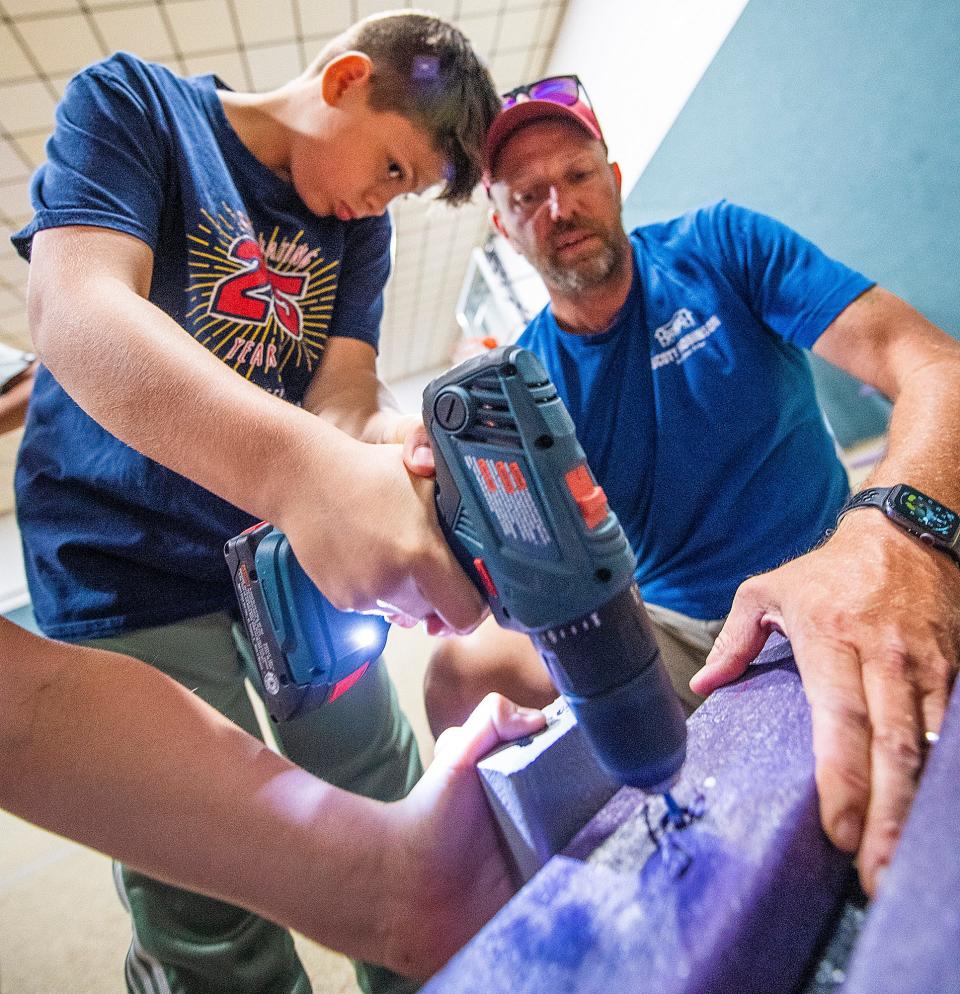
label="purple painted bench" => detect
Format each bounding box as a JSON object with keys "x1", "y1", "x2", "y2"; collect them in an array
[
  {"x1": 426, "y1": 635, "x2": 959, "y2": 993},
  {"x1": 424, "y1": 635, "x2": 852, "y2": 994},
  {"x1": 841, "y1": 673, "x2": 960, "y2": 994}
]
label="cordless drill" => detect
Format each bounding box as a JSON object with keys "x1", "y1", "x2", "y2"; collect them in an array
[{"x1": 226, "y1": 347, "x2": 687, "y2": 792}]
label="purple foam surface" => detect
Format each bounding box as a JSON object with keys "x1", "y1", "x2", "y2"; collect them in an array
[
  {"x1": 424, "y1": 635, "x2": 850, "y2": 994},
  {"x1": 478, "y1": 697, "x2": 620, "y2": 882},
  {"x1": 841, "y1": 674, "x2": 960, "y2": 994}
]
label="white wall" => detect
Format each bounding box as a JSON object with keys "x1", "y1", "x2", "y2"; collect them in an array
[{"x1": 546, "y1": 0, "x2": 750, "y2": 192}]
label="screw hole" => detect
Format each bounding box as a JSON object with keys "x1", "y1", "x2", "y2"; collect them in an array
[
  {"x1": 595, "y1": 568, "x2": 612, "y2": 582},
  {"x1": 534, "y1": 434, "x2": 553, "y2": 449}
]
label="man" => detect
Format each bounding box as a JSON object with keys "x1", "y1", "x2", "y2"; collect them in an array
[
  {"x1": 425, "y1": 75, "x2": 960, "y2": 897},
  {"x1": 12, "y1": 11, "x2": 496, "y2": 993}
]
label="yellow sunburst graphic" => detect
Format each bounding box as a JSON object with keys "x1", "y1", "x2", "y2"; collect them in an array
[{"x1": 185, "y1": 203, "x2": 337, "y2": 381}]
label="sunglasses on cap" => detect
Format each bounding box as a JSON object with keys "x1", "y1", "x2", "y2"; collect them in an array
[{"x1": 500, "y1": 74, "x2": 592, "y2": 111}]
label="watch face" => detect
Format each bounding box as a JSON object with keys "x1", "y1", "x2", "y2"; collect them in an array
[{"x1": 894, "y1": 487, "x2": 960, "y2": 539}]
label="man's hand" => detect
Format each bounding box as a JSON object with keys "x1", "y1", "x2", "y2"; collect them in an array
[
  {"x1": 374, "y1": 694, "x2": 546, "y2": 978},
  {"x1": 691, "y1": 512, "x2": 960, "y2": 895}
]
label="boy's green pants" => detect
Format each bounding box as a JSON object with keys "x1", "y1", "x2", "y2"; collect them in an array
[{"x1": 81, "y1": 611, "x2": 421, "y2": 994}]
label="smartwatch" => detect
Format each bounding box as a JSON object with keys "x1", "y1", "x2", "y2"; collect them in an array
[{"x1": 837, "y1": 484, "x2": 960, "y2": 564}]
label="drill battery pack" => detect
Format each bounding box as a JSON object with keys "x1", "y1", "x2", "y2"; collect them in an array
[{"x1": 224, "y1": 522, "x2": 389, "y2": 721}]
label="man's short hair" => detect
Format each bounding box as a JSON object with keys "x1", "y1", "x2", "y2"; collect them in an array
[{"x1": 313, "y1": 10, "x2": 499, "y2": 205}]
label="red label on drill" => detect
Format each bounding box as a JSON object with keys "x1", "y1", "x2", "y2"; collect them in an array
[{"x1": 464, "y1": 453, "x2": 554, "y2": 550}]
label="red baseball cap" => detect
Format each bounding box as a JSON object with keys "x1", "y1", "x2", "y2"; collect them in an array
[{"x1": 484, "y1": 97, "x2": 604, "y2": 183}]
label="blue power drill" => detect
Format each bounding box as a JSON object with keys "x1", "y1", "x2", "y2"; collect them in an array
[{"x1": 225, "y1": 346, "x2": 687, "y2": 791}]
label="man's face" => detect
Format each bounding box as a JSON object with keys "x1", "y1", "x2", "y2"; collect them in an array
[
  {"x1": 290, "y1": 80, "x2": 448, "y2": 221},
  {"x1": 489, "y1": 119, "x2": 629, "y2": 294}
]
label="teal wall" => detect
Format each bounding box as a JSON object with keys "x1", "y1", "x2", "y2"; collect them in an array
[{"x1": 622, "y1": 0, "x2": 960, "y2": 446}]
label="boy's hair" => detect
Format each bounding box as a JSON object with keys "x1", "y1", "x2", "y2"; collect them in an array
[{"x1": 311, "y1": 10, "x2": 499, "y2": 205}]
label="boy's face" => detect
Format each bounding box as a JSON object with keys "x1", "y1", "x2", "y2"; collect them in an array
[{"x1": 290, "y1": 70, "x2": 448, "y2": 221}]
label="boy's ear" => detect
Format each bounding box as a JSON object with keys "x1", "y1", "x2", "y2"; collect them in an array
[{"x1": 321, "y1": 52, "x2": 374, "y2": 105}]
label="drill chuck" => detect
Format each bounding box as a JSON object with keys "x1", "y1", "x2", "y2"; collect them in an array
[{"x1": 533, "y1": 582, "x2": 687, "y2": 791}]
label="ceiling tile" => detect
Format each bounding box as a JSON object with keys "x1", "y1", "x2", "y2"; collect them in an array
[
  {"x1": 539, "y1": 4, "x2": 565, "y2": 40},
  {"x1": 499, "y1": 7, "x2": 542, "y2": 42},
  {"x1": 232, "y1": 0, "x2": 296, "y2": 47},
  {"x1": 0, "y1": 286, "x2": 25, "y2": 316},
  {"x1": 0, "y1": 80, "x2": 57, "y2": 135},
  {"x1": 3, "y1": 0, "x2": 78, "y2": 13},
  {"x1": 92, "y1": 4, "x2": 175, "y2": 60},
  {"x1": 0, "y1": 140, "x2": 31, "y2": 183},
  {"x1": 0, "y1": 23, "x2": 35, "y2": 82},
  {"x1": 246, "y1": 42, "x2": 302, "y2": 91},
  {"x1": 490, "y1": 48, "x2": 531, "y2": 90},
  {"x1": 296, "y1": 0, "x2": 351, "y2": 38},
  {"x1": 15, "y1": 14, "x2": 103, "y2": 76},
  {"x1": 356, "y1": 0, "x2": 401, "y2": 20},
  {"x1": 460, "y1": 0, "x2": 503, "y2": 14},
  {"x1": 424, "y1": 0, "x2": 457, "y2": 18},
  {"x1": 0, "y1": 256, "x2": 29, "y2": 286},
  {"x1": 0, "y1": 310, "x2": 30, "y2": 344},
  {"x1": 457, "y1": 12, "x2": 499, "y2": 58},
  {"x1": 11, "y1": 130, "x2": 49, "y2": 168},
  {"x1": 524, "y1": 42, "x2": 552, "y2": 80},
  {"x1": 183, "y1": 50, "x2": 247, "y2": 88},
  {"x1": 0, "y1": 222, "x2": 16, "y2": 254},
  {"x1": 166, "y1": 0, "x2": 237, "y2": 54},
  {"x1": 84, "y1": 0, "x2": 145, "y2": 6},
  {"x1": 0, "y1": 178, "x2": 33, "y2": 219}
]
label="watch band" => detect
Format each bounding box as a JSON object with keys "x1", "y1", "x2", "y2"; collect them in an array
[
  {"x1": 838, "y1": 484, "x2": 960, "y2": 565},
  {"x1": 837, "y1": 486, "x2": 889, "y2": 519}
]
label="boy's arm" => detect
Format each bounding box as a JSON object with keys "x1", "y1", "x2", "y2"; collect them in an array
[
  {"x1": 0, "y1": 616, "x2": 544, "y2": 977},
  {"x1": 0, "y1": 360, "x2": 37, "y2": 434},
  {"x1": 302, "y1": 336, "x2": 422, "y2": 446},
  {"x1": 26, "y1": 224, "x2": 483, "y2": 631}
]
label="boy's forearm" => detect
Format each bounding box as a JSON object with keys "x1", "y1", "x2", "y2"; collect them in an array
[
  {"x1": 0, "y1": 620, "x2": 395, "y2": 959},
  {"x1": 302, "y1": 337, "x2": 418, "y2": 445}
]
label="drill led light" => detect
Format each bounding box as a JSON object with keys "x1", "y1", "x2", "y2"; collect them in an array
[{"x1": 351, "y1": 623, "x2": 383, "y2": 650}]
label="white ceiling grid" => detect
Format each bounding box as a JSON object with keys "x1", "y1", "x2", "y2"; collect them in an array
[{"x1": 0, "y1": 0, "x2": 569, "y2": 383}]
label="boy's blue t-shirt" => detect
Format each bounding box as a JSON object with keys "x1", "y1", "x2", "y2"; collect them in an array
[
  {"x1": 12, "y1": 53, "x2": 393, "y2": 639},
  {"x1": 518, "y1": 201, "x2": 873, "y2": 620}
]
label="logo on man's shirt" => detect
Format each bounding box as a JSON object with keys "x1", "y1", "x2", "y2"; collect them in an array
[
  {"x1": 650, "y1": 308, "x2": 721, "y2": 370},
  {"x1": 186, "y1": 206, "x2": 336, "y2": 390}
]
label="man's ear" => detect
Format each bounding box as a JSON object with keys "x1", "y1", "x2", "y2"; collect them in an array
[
  {"x1": 321, "y1": 52, "x2": 373, "y2": 105},
  {"x1": 610, "y1": 161, "x2": 623, "y2": 194}
]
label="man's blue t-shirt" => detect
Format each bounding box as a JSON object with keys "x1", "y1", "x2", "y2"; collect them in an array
[
  {"x1": 12, "y1": 53, "x2": 393, "y2": 639},
  {"x1": 518, "y1": 201, "x2": 873, "y2": 620}
]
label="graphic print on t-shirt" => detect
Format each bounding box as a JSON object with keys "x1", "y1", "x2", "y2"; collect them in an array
[
  {"x1": 650, "y1": 307, "x2": 721, "y2": 371},
  {"x1": 186, "y1": 204, "x2": 336, "y2": 396}
]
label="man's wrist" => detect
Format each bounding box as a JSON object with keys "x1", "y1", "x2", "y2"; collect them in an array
[{"x1": 836, "y1": 484, "x2": 960, "y2": 567}]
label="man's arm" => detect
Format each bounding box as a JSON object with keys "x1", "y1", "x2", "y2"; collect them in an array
[
  {"x1": 25, "y1": 224, "x2": 482, "y2": 631},
  {"x1": 693, "y1": 286, "x2": 960, "y2": 893},
  {"x1": 0, "y1": 616, "x2": 544, "y2": 977}
]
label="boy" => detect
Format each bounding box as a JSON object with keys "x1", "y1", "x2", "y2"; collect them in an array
[{"x1": 12, "y1": 11, "x2": 497, "y2": 993}]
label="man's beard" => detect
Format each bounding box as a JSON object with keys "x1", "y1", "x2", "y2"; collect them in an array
[{"x1": 539, "y1": 220, "x2": 628, "y2": 294}]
